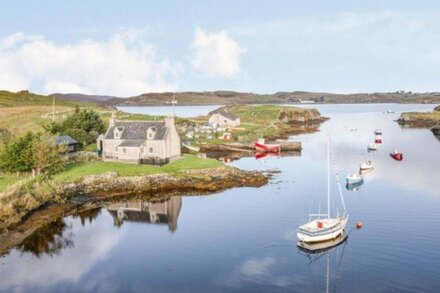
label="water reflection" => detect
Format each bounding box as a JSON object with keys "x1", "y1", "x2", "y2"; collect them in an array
[
  {"x1": 16, "y1": 218, "x2": 74, "y2": 257},
  {"x1": 107, "y1": 196, "x2": 182, "y2": 232},
  {"x1": 298, "y1": 232, "x2": 349, "y2": 293}
]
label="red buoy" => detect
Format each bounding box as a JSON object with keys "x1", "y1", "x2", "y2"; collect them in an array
[{"x1": 356, "y1": 221, "x2": 363, "y2": 229}]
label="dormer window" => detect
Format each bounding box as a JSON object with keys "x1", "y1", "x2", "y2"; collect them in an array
[
  {"x1": 114, "y1": 126, "x2": 124, "y2": 139},
  {"x1": 147, "y1": 126, "x2": 157, "y2": 140}
]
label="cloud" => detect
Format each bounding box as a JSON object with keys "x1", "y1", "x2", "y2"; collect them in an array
[
  {"x1": 191, "y1": 27, "x2": 245, "y2": 78},
  {"x1": 0, "y1": 30, "x2": 179, "y2": 96}
]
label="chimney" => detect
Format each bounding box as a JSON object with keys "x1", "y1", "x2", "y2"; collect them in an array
[
  {"x1": 165, "y1": 115, "x2": 175, "y2": 129},
  {"x1": 109, "y1": 112, "x2": 116, "y2": 127}
]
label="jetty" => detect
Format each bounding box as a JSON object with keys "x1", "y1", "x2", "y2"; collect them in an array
[{"x1": 199, "y1": 141, "x2": 301, "y2": 154}]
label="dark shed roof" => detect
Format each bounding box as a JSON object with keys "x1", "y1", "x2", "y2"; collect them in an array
[{"x1": 55, "y1": 135, "x2": 79, "y2": 145}]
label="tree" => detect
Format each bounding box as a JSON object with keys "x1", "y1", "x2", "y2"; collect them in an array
[
  {"x1": 0, "y1": 132, "x2": 34, "y2": 172},
  {"x1": 25, "y1": 134, "x2": 66, "y2": 175},
  {"x1": 43, "y1": 108, "x2": 105, "y2": 145}
]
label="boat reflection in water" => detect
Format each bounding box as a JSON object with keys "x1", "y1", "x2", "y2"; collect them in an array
[
  {"x1": 297, "y1": 231, "x2": 348, "y2": 255},
  {"x1": 298, "y1": 232, "x2": 348, "y2": 293},
  {"x1": 107, "y1": 196, "x2": 182, "y2": 233}
]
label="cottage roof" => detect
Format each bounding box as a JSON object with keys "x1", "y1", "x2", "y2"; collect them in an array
[
  {"x1": 55, "y1": 135, "x2": 79, "y2": 145},
  {"x1": 211, "y1": 110, "x2": 239, "y2": 121},
  {"x1": 118, "y1": 140, "x2": 145, "y2": 147},
  {"x1": 104, "y1": 121, "x2": 167, "y2": 140}
]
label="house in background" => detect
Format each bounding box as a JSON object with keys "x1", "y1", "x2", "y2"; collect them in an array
[
  {"x1": 98, "y1": 114, "x2": 181, "y2": 164},
  {"x1": 208, "y1": 111, "x2": 240, "y2": 128},
  {"x1": 55, "y1": 135, "x2": 80, "y2": 153}
]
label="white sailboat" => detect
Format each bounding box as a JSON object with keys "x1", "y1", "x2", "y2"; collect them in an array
[{"x1": 297, "y1": 138, "x2": 348, "y2": 243}]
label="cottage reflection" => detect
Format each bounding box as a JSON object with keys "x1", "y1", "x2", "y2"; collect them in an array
[{"x1": 107, "y1": 196, "x2": 182, "y2": 232}]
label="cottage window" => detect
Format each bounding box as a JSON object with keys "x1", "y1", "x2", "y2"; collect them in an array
[
  {"x1": 148, "y1": 132, "x2": 153, "y2": 139},
  {"x1": 123, "y1": 148, "x2": 126, "y2": 154},
  {"x1": 115, "y1": 132, "x2": 119, "y2": 138},
  {"x1": 115, "y1": 146, "x2": 118, "y2": 152},
  {"x1": 149, "y1": 147, "x2": 153, "y2": 154}
]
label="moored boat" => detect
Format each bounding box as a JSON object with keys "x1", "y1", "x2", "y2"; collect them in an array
[
  {"x1": 374, "y1": 129, "x2": 382, "y2": 135},
  {"x1": 297, "y1": 137, "x2": 348, "y2": 244},
  {"x1": 360, "y1": 160, "x2": 374, "y2": 172},
  {"x1": 367, "y1": 143, "x2": 378, "y2": 151},
  {"x1": 374, "y1": 135, "x2": 382, "y2": 144},
  {"x1": 254, "y1": 138, "x2": 281, "y2": 153},
  {"x1": 346, "y1": 173, "x2": 364, "y2": 185},
  {"x1": 390, "y1": 150, "x2": 403, "y2": 161}
]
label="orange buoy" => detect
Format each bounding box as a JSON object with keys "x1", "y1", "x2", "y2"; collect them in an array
[{"x1": 356, "y1": 221, "x2": 363, "y2": 229}]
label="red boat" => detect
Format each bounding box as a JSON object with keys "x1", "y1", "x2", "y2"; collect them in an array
[
  {"x1": 390, "y1": 150, "x2": 403, "y2": 161},
  {"x1": 375, "y1": 135, "x2": 382, "y2": 144},
  {"x1": 254, "y1": 139, "x2": 281, "y2": 153}
]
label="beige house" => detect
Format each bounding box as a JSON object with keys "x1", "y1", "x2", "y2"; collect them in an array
[
  {"x1": 98, "y1": 115, "x2": 181, "y2": 164},
  {"x1": 208, "y1": 111, "x2": 240, "y2": 128}
]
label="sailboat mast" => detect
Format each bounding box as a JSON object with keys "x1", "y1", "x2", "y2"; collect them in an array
[{"x1": 327, "y1": 136, "x2": 331, "y2": 219}]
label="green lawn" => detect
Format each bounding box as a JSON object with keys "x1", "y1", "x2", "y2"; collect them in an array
[
  {"x1": 54, "y1": 154, "x2": 223, "y2": 183},
  {"x1": 0, "y1": 174, "x2": 27, "y2": 192}
]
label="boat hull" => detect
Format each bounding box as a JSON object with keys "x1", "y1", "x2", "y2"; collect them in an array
[
  {"x1": 346, "y1": 178, "x2": 363, "y2": 185},
  {"x1": 390, "y1": 153, "x2": 403, "y2": 161},
  {"x1": 254, "y1": 142, "x2": 281, "y2": 153}
]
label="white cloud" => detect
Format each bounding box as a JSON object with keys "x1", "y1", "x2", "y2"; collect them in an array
[
  {"x1": 191, "y1": 27, "x2": 245, "y2": 78},
  {"x1": 0, "y1": 30, "x2": 179, "y2": 96}
]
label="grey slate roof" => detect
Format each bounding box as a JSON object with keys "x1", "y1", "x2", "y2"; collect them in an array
[
  {"x1": 105, "y1": 121, "x2": 167, "y2": 140},
  {"x1": 118, "y1": 140, "x2": 145, "y2": 147},
  {"x1": 55, "y1": 135, "x2": 79, "y2": 145},
  {"x1": 211, "y1": 110, "x2": 239, "y2": 121}
]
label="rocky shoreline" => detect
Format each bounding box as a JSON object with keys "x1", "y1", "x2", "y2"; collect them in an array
[
  {"x1": 397, "y1": 106, "x2": 440, "y2": 140},
  {"x1": 0, "y1": 166, "x2": 268, "y2": 254}
]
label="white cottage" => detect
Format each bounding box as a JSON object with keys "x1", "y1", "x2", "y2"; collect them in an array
[{"x1": 208, "y1": 111, "x2": 240, "y2": 128}]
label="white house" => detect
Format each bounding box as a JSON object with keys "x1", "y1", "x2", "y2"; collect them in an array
[
  {"x1": 98, "y1": 114, "x2": 181, "y2": 164},
  {"x1": 208, "y1": 111, "x2": 240, "y2": 128}
]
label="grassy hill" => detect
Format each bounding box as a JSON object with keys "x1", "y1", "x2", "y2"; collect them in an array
[
  {"x1": 116, "y1": 91, "x2": 440, "y2": 106},
  {"x1": 0, "y1": 90, "x2": 96, "y2": 108},
  {"x1": 0, "y1": 91, "x2": 100, "y2": 135}
]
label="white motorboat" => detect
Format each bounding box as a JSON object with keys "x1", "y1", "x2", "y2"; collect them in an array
[
  {"x1": 360, "y1": 160, "x2": 374, "y2": 173},
  {"x1": 297, "y1": 138, "x2": 348, "y2": 244},
  {"x1": 367, "y1": 143, "x2": 378, "y2": 151},
  {"x1": 374, "y1": 129, "x2": 382, "y2": 135},
  {"x1": 346, "y1": 173, "x2": 364, "y2": 185}
]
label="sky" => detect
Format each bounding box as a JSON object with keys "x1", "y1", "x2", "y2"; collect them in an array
[{"x1": 1, "y1": 0, "x2": 440, "y2": 97}]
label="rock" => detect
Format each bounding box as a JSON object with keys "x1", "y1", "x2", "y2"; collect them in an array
[
  {"x1": 431, "y1": 124, "x2": 440, "y2": 141},
  {"x1": 435, "y1": 105, "x2": 440, "y2": 111}
]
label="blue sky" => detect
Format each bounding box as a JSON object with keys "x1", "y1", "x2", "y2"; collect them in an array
[{"x1": 1, "y1": 1, "x2": 440, "y2": 96}]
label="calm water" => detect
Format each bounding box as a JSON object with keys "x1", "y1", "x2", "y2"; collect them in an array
[
  {"x1": 1, "y1": 104, "x2": 439, "y2": 292},
  {"x1": 117, "y1": 105, "x2": 223, "y2": 118}
]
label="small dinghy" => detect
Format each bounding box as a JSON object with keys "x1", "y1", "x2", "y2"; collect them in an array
[
  {"x1": 374, "y1": 135, "x2": 382, "y2": 144},
  {"x1": 360, "y1": 160, "x2": 374, "y2": 173},
  {"x1": 374, "y1": 129, "x2": 382, "y2": 135},
  {"x1": 367, "y1": 143, "x2": 378, "y2": 151},
  {"x1": 390, "y1": 150, "x2": 403, "y2": 161},
  {"x1": 346, "y1": 173, "x2": 364, "y2": 185}
]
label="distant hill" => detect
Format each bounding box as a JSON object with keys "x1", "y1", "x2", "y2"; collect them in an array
[
  {"x1": 116, "y1": 90, "x2": 440, "y2": 106},
  {"x1": 50, "y1": 93, "x2": 124, "y2": 105},
  {"x1": 0, "y1": 90, "x2": 98, "y2": 108}
]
